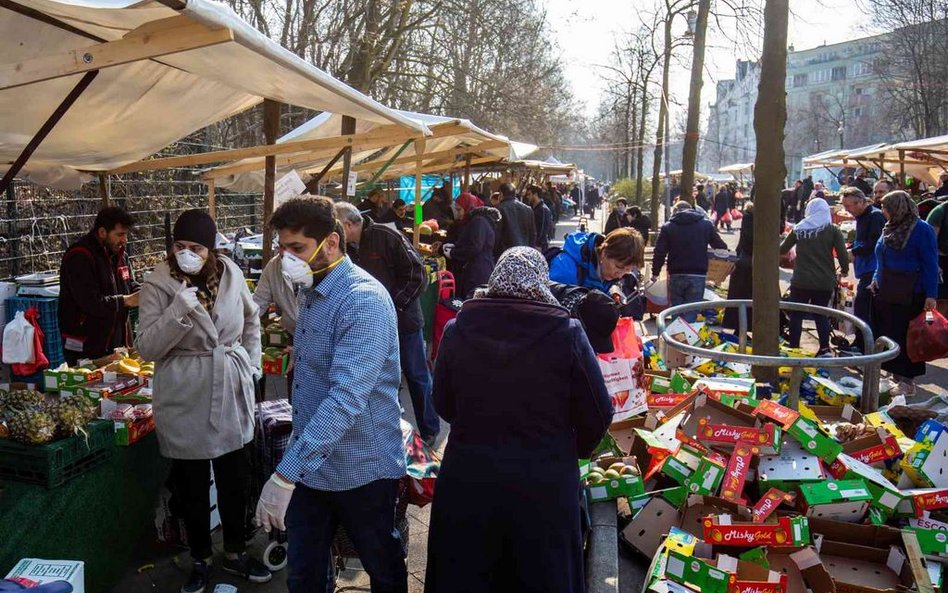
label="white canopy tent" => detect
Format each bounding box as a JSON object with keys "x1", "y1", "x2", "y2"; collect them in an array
[
  {"x1": 209, "y1": 110, "x2": 533, "y2": 192},
  {"x1": 803, "y1": 140, "x2": 948, "y2": 185},
  {"x1": 0, "y1": 0, "x2": 428, "y2": 189},
  {"x1": 718, "y1": 163, "x2": 755, "y2": 176}
]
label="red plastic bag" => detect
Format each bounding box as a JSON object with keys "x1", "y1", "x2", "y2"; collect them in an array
[
  {"x1": 730, "y1": 208, "x2": 743, "y2": 220},
  {"x1": 12, "y1": 307, "x2": 49, "y2": 376},
  {"x1": 907, "y1": 310, "x2": 948, "y2": 363},
  {"x1": 401, "y1": 421, "x2": 440, "y2": 507},
  {"x1": 721, "y1": 211, "x2": 733, "y2": 224},
  {"x1": 432, "y1": 270, "x2": 460, "y2": 361}
]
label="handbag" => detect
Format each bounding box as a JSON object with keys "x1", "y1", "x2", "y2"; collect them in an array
[{"x1": 877, "y1": 246, "x2": 917, "y2": 305}]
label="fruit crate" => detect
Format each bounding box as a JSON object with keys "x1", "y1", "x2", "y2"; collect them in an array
[
  {"x1": 5, "y1": 296, "x2": 65, "y2": 368},
  {"x1": 0, "y1": 419, "x2": 115, "y2": 488}
]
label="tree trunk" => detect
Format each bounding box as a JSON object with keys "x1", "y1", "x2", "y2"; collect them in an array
[
  {"x1": 679, "y1": 0, "x2": 710, "y2": 205},
  {"x1": 649, "y1": 18, "x2": 672, "y2": 232},
  {"x1": 635, "y1": 87, "x2": 649, "y2": 206},
  {"x1": 751, "y1": 0, "x2": 789, "y2": 384}
]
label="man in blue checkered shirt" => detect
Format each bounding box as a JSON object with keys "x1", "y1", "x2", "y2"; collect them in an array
[{"x1": 254, "y1": 197, "x2": 408, "y2": 593}]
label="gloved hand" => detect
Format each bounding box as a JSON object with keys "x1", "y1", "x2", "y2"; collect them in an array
[
  {"x1": 169, "y1": 281, "x2": 200, "y2": 319},
  {"x1": 442, "y1": 243, "x2": 455, "y2": 258},
  {"x1": 255, "y1": 472, "x2": 296, "y2": 532}
]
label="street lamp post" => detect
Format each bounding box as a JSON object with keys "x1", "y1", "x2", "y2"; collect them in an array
[{"x1": 837, "y1": 122, "x2": 844, "y2": 150}]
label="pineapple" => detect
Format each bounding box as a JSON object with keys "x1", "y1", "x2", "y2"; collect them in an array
[
  {"x1": 2, "y1": 389, "x2": 44, "y2": 411},
  {"x1": 7, "y1": 409, "x2": 55, "y2": 444},
  {"x1": 44, "y1": 396, "x2": 95, "y2": 437}
]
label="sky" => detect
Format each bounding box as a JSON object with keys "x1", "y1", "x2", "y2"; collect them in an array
[{"x1": 544, "y1": 0, "x2": 870, "y2": 124}]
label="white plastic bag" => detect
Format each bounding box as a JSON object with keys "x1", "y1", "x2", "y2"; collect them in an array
[{"x1": 2, "y1": 310, "x2": 35, "y2": 364}]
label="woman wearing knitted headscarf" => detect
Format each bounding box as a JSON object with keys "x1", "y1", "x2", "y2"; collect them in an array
[
  {"x1": 440, "y1": 192, "x2": 500, "y2": 298},
  {"x1": 425, "y1": 247, "x2": 613, "y2": 593},
  {"x1": 870, "y1": 191, "x2": 940, "y2": 396},
  {"x1": 779, "y1": 198, "x2": 850, "y2": 357}
]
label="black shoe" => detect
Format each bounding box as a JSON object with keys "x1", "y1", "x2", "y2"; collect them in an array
[
  {"x1": 181, "y1": 560, "x2": 209, "y2": 593},
  {"x1": 222, "y1": 553, "x2": 272, "y2": 584}
]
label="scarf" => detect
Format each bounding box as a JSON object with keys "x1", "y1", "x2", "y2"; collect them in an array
[
  {"x1": 455, "y1": 192, "x2": 483, "y2": 220},
  {"x1": 794, "y1": 197, "x2": 832, "y2": 239},
  {"x1": 474, "y1": 246, "x2": 559, "y2": 306},
  {"x1": 881, "y1": 190, "x2": 919, "y2": 250},
  {"x1": 171, "y1": 257, "x2": 222, "y2": 312}
]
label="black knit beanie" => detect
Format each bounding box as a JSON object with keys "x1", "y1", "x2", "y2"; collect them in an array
[{"x1": 173, "y1": 209, "x2": 217, "y2": 250}]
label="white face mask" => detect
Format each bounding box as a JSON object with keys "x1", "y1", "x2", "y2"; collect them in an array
[
  {"x1": 282, "y1": 251, "x2": 314, "y2": 289},
  {"x1": 175, "y1": 249, "x2": 206, "y2": 275}
]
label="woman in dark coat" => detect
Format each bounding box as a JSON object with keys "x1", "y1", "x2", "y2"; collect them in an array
[
  {"x1": 724, "y1": 202, "x2": 754, "y2": 331},
  {"x1": 425, "y1": 247, "x2": 613, "y2": 593},
  {"x1": 714, "y1": 186, "x2": 732, "y2": 231},
  {"x1": 443, "y1": 192, "x2": 500, "y2": 299},
  {"x1": 870, "y1": 191, "x2": 940, "y2": 396}
]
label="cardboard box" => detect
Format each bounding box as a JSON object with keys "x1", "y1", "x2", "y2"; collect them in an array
[
  {"x1": 692, "y1": 378, "x2": 757, "y2": 400},
  {"x1": 754, "y1": 399, "x2": 801, "y2": 430},
  {"x1": 757, "y1": 444, "x2": 826, "y2": 493},
  {"x1": 716, "y1": 554, "x2": 789, "y2": 593},
  {"x1": 910, "y1": 487, "x2": 948, "y2": 517},
  {"x1": 786, "y1": 416, "x2": 843, "y2": 463},
  {"x1": 704, "y1": 514, "x2": 810, "y2": 547},
  {"x1": 649, "y1": 371, "x2": 692, "y2": 395},
  {"x1": 583, "y1": 456, "x2": 645, "y2": 502},
  {"x1": 59, "y1": 374, "x2": 143, "y2": 400},
  {"x1": 113, "y1": 415, "x2": 155, "y2": 446},
  {"x1": 262, "y1": 352, "x2": 290, "y2": 376},
  {"x1": 800, "y1": 403, "x2": 864, "y2": 427},
  {"x1": 608, "y1": 415, "x2": 650, "y2": 455},
  {"x1": 721, "y1": 442, "x2": 759, "y2": 504},
  {"x1": 842, "y1": 428, "x2": 902, "y2": 467},
  {"x1": 621, "y1": 496, "x2": 683, "y2": 559},
  {"x1": 753, "y1": 488, "x2": 796, "y2": 523},
  {"x1": 665, "y1": 549, "x2": 733, "y2": 593},
  {"x1": 815, "y1": 539, "x2": 913, "y2": 593},
  {"x1": 685, "y1": 455, "x2": 726, "y2": 496},
  {"x1": 906, "y1": 526, "x2": 948, "y2": 556},
  {"x1": 4, "y1": 559, "x2": 84, "y2": 593},
  {"x1": 829, "y1": 453, "x2": 904, "y2": 515},
  {"x1": 797, "y1": 479, "x2": 872, "y2": 522},
  {"x1": 43, "y1": 367, "x2": 104, "y2": 391},
  {"x1": 698, "y1": 418, "x2": 781, "y2": 453},
  {"x1": 679, "y1": 495, "x2": 753, "y2": 542}
]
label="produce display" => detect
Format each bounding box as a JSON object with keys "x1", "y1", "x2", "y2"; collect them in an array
[{"x1": 0, "y1": 388, "x2": 96, "y2": 444}]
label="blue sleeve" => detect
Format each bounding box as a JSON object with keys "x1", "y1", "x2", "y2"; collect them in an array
[
  {"x1": 652, "y1": 227, "x2": 669, "y2": 277},
  {"x1": 918, "y1": 223, "x2": 940, "y2": 298},
  {"x1": 873, "y1": 239, "x2": 884, "y2": 285},
  {"x1": 549, "y1": 252, "x2": 579, "y2": 285},
  {"x1": 870, "y1": 212, "x2": 886, "y2": 248}
]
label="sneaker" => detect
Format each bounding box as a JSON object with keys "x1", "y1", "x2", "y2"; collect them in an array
[
  {"x1": 222, "y1": 553, "x2": 272, "y2": 584},
  {"x1": 181, "y1": 561, "x2": 209, "y2": 593},
  {"x1": 816, "y1": 348, "x2": 834, "y2": 358}
]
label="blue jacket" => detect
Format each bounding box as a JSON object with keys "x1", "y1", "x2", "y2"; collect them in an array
[
  {"x1": 549, "y1": 232, "x2": 610, "y2": 293},
  {"x1": 652, "y1": 210, "x2": 727, "y2": 277},
  {"x1": 873, "y1": 221, "x2": 940, "y2": 298},
  {"x1": 851, "y1": 205, "x2": 886, "y2": 278}
]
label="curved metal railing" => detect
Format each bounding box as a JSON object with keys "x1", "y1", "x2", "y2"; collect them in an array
[{"x1": 656, "y1": 299, "x2": 900, "y2": 411}]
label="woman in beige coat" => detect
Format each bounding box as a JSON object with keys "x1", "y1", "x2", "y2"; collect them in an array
[{"x1": 136, "y1": 210, "x2": 268, "y2": 593}]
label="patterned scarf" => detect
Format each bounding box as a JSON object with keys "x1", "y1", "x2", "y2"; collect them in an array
[
  {"x1": 170, "y1": 255, "x2": 222, "y2": 312},
  {"x1": 881, "y1": 191, "x2": 919, "y2": 251},
  {"x1": 474, "y1": 246, "x2": 559, "y2": 306}
]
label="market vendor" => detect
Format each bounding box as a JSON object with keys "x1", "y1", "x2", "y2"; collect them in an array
[
  {"x1": 59, "y1": 206, "x2": 138, "y2": 365},
  {"x1": 253, "y1": 254, "x2": 298, "y2": 334},
  {"x1": 136, "y1": 210, "x2": 269, "y2": 593}
]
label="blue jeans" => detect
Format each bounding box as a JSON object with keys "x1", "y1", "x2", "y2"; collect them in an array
[
  {"x1": 668, "y1": 275, "x2": 706, "y2": 323},
  {"x1": 399, "y1": 329, "x2": 440, "y2": 439},
  {"x1": 286, "y1": 479, "x2": 408, "y2": 593}
]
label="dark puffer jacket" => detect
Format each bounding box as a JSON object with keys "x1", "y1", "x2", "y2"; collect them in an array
[
  {"x1": 652, "y1": 209, "x2": 728, "y2": 276},
  {"x1": 451, "y1": 207, "x2": 500, "y2": 298},
  {"x1": 495, "y1": 196, "x2": 536, "y2": 256}
]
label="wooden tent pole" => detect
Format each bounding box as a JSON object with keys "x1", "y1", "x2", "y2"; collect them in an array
[
  {"x1": 261, "y1": 99, "x2": 281, "y2": 266},
  {"x1": 341, "y1": 116, "x2": 356, "y2": 201},
  {"x1": 413, "y1": 138, "x2": 426, "y2": 248},
  {"x1": 97, "y1": 173, "x2": 110, "y2": 207},
  {"x1": 207, "y1": 177, "x2": 216, "y2": 221}
]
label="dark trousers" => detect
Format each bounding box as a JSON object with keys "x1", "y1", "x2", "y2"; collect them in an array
[
  {"x1": 399, "y1": 329, "x2": 440, "y2": 439},
  {"x1": 853, "y1": 273, "x2": 875, "y2": 353},
  {"x1": 787, "y1": 286, "x2": 833, "y2": 350},
  {"x1": 171, "y1": 444, "x2": 252, "y2": 560},
  {"x1": 286, "y1": 479, "x2": 408, "y2": 593},
  {"x1": 875, "y1": 293, "x2": 927, "y2": 379}
]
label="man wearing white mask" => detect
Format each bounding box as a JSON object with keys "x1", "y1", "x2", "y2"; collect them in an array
[{"x1": 257, "y1": 197, "x2": 408, "y2": 593}]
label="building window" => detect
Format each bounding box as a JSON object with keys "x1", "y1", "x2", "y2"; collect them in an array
[
  {"x1": 854, "y1": 107, "x2": 862, "y2": 117},
  {"x1": 793, "y1": 73, "x2": 808, "y2": 87},
  {"x1": 855, "y1": 87, "x2": 862, "y2": 95},
  {"x1": 831, "y1": 66, "x2": 846, "y2": 81}
]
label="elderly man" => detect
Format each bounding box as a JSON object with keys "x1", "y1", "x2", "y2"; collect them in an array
[
  {"x1": 840, "y1": 187, "x2": 886, "y2": 353},
  {"x1": 872, "y1": 179, "x2": 893, "y2": 207},
  {"x1": 356, "y1": 187, "x2": 390, "y2": 222}
]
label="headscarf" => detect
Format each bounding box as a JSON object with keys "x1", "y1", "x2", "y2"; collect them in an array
[
  {"x1": 455, "y1": 192, "x2": 483, "y2": 220},
  {"x1": 881, "y1": 190, "x2": 919, "y2": 250},
  {"x1": 793, "y1": 197, "x2": 831, "y2": 239},
  {"x1": 474, "y1": 247, "x2": 559, "y2": 306}
]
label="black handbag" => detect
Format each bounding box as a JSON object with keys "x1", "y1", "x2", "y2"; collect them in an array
[{"x1": 878, "y1": 246, "x2": 917, "y2": 305}]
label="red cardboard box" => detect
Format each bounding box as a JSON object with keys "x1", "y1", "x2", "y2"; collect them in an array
[
  {"x1": 721, "y1": 442, "x2": 759, "y2": 504},
  {"x1": 842, "y1": 428, "x2": 902, "y2": 466},
  {"x1": 698, "y1": 419, "x2": 779, "y2": 449},
  {"x1": 703, "y1": 515, "x2": 809, "y2": 547},
  {"x1": 754, "y1": 399, "x2": 801, "y2": 430},
  {"x1": 753, "y1": 488, "x2": 796, "y2": 523}
]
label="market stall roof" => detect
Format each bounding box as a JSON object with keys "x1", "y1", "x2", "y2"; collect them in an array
[
  {"x1": 659, "y1": 169, "x2": 714, "y2": 180},
  {"x1": 509, "y1": 159, "x2": 575, "y2": 175},
  {"x1": 718, "y1": 163, "x2": 755, "y2": 175},
  {"x1": 209, "y1": 110, "x2": 526, "y2": 191},
  {"x1": 802, "y1": 144, "x2": 888, "y2": 169},
  {"x1": 0, "y1": 0, "x2": 429, "y2": 189},
  {"x1": 803, "y1": 139, "x2": 948, "y2": 184}
]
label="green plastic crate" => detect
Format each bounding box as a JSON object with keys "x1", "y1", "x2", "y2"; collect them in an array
[{"x1": 0, "y1": 420, "x2": 115, "y2": 488}]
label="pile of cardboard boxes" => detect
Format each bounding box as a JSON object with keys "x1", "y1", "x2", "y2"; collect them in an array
[{"x1": 589, "y1": 320, "x2": 948, "y2": 593}]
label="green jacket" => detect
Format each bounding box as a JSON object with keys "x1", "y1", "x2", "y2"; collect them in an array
[{"x1": 780, "y1": 225, "x2": 850, "y2": 291}]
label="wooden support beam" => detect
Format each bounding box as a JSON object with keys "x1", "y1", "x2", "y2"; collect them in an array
[
  {"x1": 97, "y1": 173, "x2": 110, "y2": 207},
  {"x1": 207, "y1": 177, "x2": 216, "y2": 221},
  {"x1": 261, "y1": 99, "x2": 280, "y2": 266},
  {"x1": 899, "y1": 149, "x2": 906, "y2": 186},
  {"x1": 464, "y1": 153, "x2": 472, "y2": 191},
  {"x1": 0, "y1": 69, "x2": 98, "y2": 195},
  {"x1": 198, "y1": 122, "x2": 469, "y2": 181},
  {"x1": 385, "y1": 156, "x2": 502, "y2": 180},
  {"x1": 413, "y1": 138, "x2": 425, "y2": 248},
  {"x1": 109, "y1": 123, "x2": 446, "y2": 175},
  {"x1": 349, "y1": 141, "x2": 506, "y2": 174},
  {"x1": 304, "y1": 147, "x2": 348, "y2": 193},
  {"x1": 0, "y1": 16, "x2": 233, "y2": 91},
  {"x1": 340, "y1": 116, "x2": 356, "y2": 201}
]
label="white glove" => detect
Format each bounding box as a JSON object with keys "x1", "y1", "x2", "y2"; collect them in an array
[
  {"x1": 255, "y1": 473, "x2": 296, "y2": 532},
  {"x1": 169, "y1": 281, "x2": 200, "y2": 319},
  {"x1": 442, "y1": 243, "x2": 455, "y2": 258}
]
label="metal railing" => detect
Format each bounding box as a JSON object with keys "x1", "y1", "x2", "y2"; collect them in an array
[{"x1": 656, "y1": 299, "x2": 901, "y2": 412}]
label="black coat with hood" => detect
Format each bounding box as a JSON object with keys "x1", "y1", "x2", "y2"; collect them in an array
[
  {"x1": 59, "y1": 232, "x2": 135, "y2": 362},
  {"x1": 495, "y1": 196, "x2": 537, "y2": 256},
  {"x1": 426, "y1": 296, "x2": 613, "y2": 593},
  {"x1": 450, "y1": 207, "x2": 499, "y2": 298},
  {"x1": 652, "y1": 209, "x2": 728, "y2": 277}
]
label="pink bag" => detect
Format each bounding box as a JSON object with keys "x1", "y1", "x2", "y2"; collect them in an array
[
  {"x1": 730, "y1": 208, "x2": 743, "y2": 220},
  {"x1": 907, "y1": 310, "x2": 948, "y2": 363}
]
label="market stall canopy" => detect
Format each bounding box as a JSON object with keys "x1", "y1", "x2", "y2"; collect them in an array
[
  {"x1": 210, "y1": 110, "x2": 524, "y2": 192},
  {"x1": 0, "y1": 0, "x2": 429, "y2": 189},
  {"x1": 718, "y1": 163, "x2": 755, "y2": 175},
  {"x1": 802, "y1": 143, "x2": 888, "y2": 169},
  {"x1": 659, "y1": 169, "x2": 714, "y2": 180},
  {"x1": 803, "y1": 140, "x2": 948, "y2": 185},
  {"x1": 509, "y1": 159, "x2": 576, "y2": 176}
]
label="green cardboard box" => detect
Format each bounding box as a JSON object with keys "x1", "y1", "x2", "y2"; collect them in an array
[
  {"x1": 661, "y1": 455, "x2": 695, "y2": 487},
  {"x1": 787, "y1": 416, "x2": 843, "y2": 462},
  {"x1": 798, "y1": 479, "x2": 872, "y2": 522},
  {"x1": 685, "y1": 455, "x2": 725, "y2": 496},
  {"x1": 664, "y1": 549, "x2": 732, "y2": 593}
]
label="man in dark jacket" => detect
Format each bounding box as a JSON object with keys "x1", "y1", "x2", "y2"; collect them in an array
[
  {"x1": 334, "y1": 202, "x2": 440, "y2": 442},
  {"x1": 355, "y1": 188, "x2": 390, "y2": 222},
  {"x1": 59, "y1": 207, "x2": 138, "y2": 365},
  {"x1": 604, "y1": 198, "x2": 633, "y2": 235},
  {"x1": 524, "y1": 184, "x2": 553, "y2": 250},
  {"x1": 651, "y1": 201, "x2": 728, "y2": 322},
  {"x1": 628, "y1": 206, "x2": 652, "y2": 246},
  {"x1": 495, "y1": 183, "x2": 536, "y2": 256},
  {"x1": 422, "y1": 186, "x2": 455, "y2": 230},
  {"x1": 840, "y1": 187, "x2": 886, "y2": 353}
]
